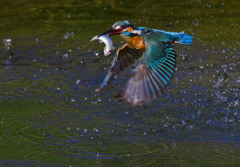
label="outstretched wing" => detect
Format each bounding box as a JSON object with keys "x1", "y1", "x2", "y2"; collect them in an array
[
  {"x1": 120, "y1": 30, "x2": 177, "y2": 106},
  {"x1": 95, "y1": 43, "x2": 143, "y2": 92},
  {"x1": 138, "y1": 27, "x2": 193, "y2": 45}
]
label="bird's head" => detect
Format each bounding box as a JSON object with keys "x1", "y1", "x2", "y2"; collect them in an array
[{"x1": 99, "y1": 20, "x2": 141, "y2": 37}]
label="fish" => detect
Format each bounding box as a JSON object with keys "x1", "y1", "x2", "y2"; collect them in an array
[{"x1": 91, "y1": 35, "x2": 114, "y2": 56}]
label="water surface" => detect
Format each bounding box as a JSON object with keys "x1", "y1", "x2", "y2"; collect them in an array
[{"x1": 0, "y1": 0, "x2": 240, "y2": 166}]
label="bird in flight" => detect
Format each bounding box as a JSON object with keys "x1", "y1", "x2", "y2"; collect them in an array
[{"x1": 94, "y1": 20, "x2": 193, "y2": 106}]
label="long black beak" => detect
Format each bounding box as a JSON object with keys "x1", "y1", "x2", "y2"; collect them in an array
[
  {"x1": 98, "y1": 28, "x2": 123, "y2": 37},
  {"x1": 98, "y1": 28, "x2": 114, "y2": 37}
]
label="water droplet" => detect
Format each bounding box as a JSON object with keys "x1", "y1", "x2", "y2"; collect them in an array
[
  {"x1": 3, "y1": 37, "x2": 11, "y2": 49},
  {"x1": 70, "y1": 32, "x2": 74, "y2": 38},
  {"x1": 232, "y1": 100, "x2": 239, "y2": 107},
  {"x1": 76, "y1": 79, "x2": 81, "y2": 85},
  {"x1": 63, "y1": 53, "x2": 69, "y2": 60},
  {"x1": 236, "y1": 77, "x2": 240, "y2": 83},
  {"x1": 187, "y1": 125, "x2": 194, "y2": 131},
  {"x1": 181, "y1": 119, "x2": 186, "y2": 125},
  {"x1": 214, "y1": 77, "x2": 224, "y2": 88},
  {"x1": 64, "y1": 32, "x2": 70, "y2": 39},
  {"x1": 96, "y1": 153, "x2": 100, "y2": 159}
]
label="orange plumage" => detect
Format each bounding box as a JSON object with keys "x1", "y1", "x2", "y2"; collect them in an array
[{"x1": 121, "y1": 27, "x2": 145, "y2": 52}]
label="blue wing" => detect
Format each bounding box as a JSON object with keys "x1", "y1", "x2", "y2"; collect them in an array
[
  {"x1": 95, "y1": 44, "x2": 142, "y2": 92},
  {"x1": 138, "y1": 27, "x2": 193, "y2": 45},
  {"x1": 120, "y1": 30, "x2": 177, "y2": 106}
]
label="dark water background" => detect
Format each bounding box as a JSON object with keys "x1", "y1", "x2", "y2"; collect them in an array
[{"x1": 0, "y1": 0, "x2": 240, "y2": 166}]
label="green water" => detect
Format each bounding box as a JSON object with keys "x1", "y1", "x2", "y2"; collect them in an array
[{"x1": 0, "y1": 0, "x2": 240, "y2": 166}]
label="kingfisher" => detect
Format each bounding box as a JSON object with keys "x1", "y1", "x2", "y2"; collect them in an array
[{"x1": 95, "y1": 20, "x2": 193, "y2": 106}]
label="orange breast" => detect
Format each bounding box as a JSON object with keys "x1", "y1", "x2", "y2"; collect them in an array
[
  {"x1": 132, "y1": 36, "x2": 145, "y2": 52},
  {"x1": 122, "y1": 27, "x2": 145, "y2": 52},
  {"x1": 124, "y1": 36, "x2": 145, "y2": 52}
]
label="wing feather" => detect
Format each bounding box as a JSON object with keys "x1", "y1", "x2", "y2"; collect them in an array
[
  {"x1": 120, "y1": 36, "x2": 176, "y2": 105},
  {"x1": 95, "y1": 43, "x2": 142, "y2": 92}
]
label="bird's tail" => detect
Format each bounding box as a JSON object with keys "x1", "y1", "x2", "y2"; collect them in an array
[
  {"x1": 174, "y1": 32, "x2": 193, "y2": 45},
  {"x1": 157, "y1": 30, "x2": 193, "y2": 45}
]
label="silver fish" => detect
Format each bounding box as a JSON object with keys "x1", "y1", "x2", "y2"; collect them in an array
[{"x1": 91, "y1": 35, "x2": 114, "y2": 56}]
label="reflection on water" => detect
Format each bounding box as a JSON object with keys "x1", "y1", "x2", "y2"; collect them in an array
[{"x1": 0, "y1": 0, "x2": 240, "y2": 166}]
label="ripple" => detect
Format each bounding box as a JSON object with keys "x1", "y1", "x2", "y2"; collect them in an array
[{"x1": 0, "y1": 160, "x2": 43, "y2": 167}]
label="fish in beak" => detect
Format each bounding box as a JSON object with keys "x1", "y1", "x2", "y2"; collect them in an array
[{"x1": 91, "y1": 34, "x2": 115, "y2": 56}]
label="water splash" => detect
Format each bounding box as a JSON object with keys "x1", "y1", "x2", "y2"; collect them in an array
[{"x1": 3, "y1": 37, "x2": 11, "y2": 49}]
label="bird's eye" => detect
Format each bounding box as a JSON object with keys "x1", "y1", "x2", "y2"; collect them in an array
[{"x1": 115, "y1": 25, "x2": 122, "y2": 30}]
